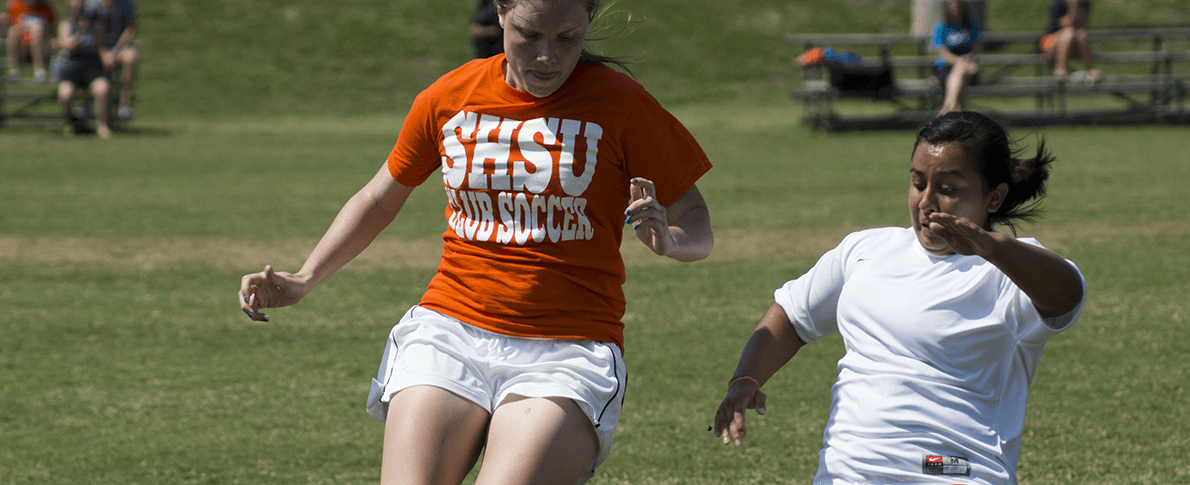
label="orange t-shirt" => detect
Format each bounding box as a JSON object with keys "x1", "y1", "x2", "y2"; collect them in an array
[
  {"x1": 6, "y1": 0, "x2": 56, "y2": 44},
  {"x1": 387, "y1": 55, "x2": 712, "y2": 352}
]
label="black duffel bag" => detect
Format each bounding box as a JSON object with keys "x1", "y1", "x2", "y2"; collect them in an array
[{"x1": 827, "y1": 60, "x2": 894, "y2": 99}]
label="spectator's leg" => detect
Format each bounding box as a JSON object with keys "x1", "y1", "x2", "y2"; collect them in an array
[
  {"x1": 91, "y1": 77, "x2": 112, "y2": 138},
  {"x1": 58, "y1": 79, "x2": 90, "y2": 134},
  {"x1": 6, "y1": 24, "x2": 21, "y2": 75},
  {"x1": 940, "y1": 60, "x2": 968, "y2": 114},
  {"x1": 58, "y1": 80, "x2": 77, "y2": 118},
  {"x1": 1052, "y1": 26, "x2": 1076, "y2": 78},
  {"x1": 116, "y1": 47, "x2": 138, "y2": 119},
  {"x1": 26, "y1": 21, "x2": 47, "y2": 75},
  {"x1": 1071, "y1": 28, "x2": 1098, "y2": 82}
]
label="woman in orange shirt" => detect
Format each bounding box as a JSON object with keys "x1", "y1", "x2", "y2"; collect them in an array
[
  {"x1": 5, "y1": 0, "x2": 57, "y2": 82},
  {"x1": 238, "y1": 0, "x2": 714, "y2": 483}
]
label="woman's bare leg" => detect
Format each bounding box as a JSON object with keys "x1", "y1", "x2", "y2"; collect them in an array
[
  {"x1": 381, "y1": 386, "x2": 491, "y2": 485},
  {"x1": 474, "y1": 395, "x2": 599, "y2": 485},
  {"x1": 940, "y1": 59, "x2": 971, "y2": 114},
  {"x1": 1052, "y1": 26, "x2": 1076, "y2": 78}
]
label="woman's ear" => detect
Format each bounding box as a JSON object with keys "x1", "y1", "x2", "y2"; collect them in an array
[{"x1": 987, "y1": 182, "x2": 1008, "y2": 213}]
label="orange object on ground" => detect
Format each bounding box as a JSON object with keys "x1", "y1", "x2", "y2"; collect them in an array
[{"x1": 797, "y1": 47, "x2": 826, "y2": 67}]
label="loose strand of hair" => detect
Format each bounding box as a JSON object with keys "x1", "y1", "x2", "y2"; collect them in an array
[{"x1": 580, "y1": 1, "x2": 643, "y2": 76}]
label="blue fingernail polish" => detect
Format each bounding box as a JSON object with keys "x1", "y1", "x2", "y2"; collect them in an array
[
  {"x1": 633, "y1": 223, "x2": 640, "y2": 229},
  {"x1": 244, "y1": 310, "x2": 253, "y2": 318},
  {"x1": 243, "y1": 295, "x2": 248, "y2": 303},
  {"x1": 624, "y1": 209, "x2": 630, "y2": 215},
  {"x1": 625, "y1": 218, "x2": 632, "y2": 223},
  {"x1": 262, "y1": 317, "x2": 269, "y2": 322}
]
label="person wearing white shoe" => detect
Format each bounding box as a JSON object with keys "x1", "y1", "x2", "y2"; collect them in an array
[{"x1": 84, "y1": 0, "x2": 137, "y2": 119}]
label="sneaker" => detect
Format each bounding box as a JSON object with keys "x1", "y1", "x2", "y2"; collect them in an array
[
  {"x1": 117, "y1": 105, "x2": 133, "y2": 121},
  {"x1": 34, "y1": 69, "x2": 48, "y2": 84}
]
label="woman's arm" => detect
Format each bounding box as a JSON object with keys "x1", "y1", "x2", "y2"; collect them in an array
[
  {"x1": 984, "y1": 233, "x2": 1084, "y2": 318},
  {"x1": 713, "y1": 303, "x2": 806, "y2": 446},
  {"x1": 926, "y1": 212, "x2": 1084, "y2": 318},
  {"x1": 937, "y1": 45, "x2": 963, "y2": 66},
  {"x1": 239, "y1": 163, "x2": 415, "y2": 321},
  {"x1": 114, "y1": 23, "x2": 133, "y2": 50},
  {"x1": 57, "y1": 19, "x2": 78, "y2": 50}
]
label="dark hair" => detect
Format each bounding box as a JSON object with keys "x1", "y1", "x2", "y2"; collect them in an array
[
  {"x1": 944, "y1": 0, "x2": 974, "y2": 30},
  {"x1": 913, "y1": 111, "x2": 1056, "y2": 234},
  {"x1": 495, "y1": 0, "x2": 637, "y2": 74}
]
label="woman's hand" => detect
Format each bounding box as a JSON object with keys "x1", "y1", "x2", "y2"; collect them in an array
[
  {"x1": 625, "y1": 178, "x2": 676, "y2": 257},
  {"x1": 713, "y1": 380, "x2": 767, "y2": 447},
  {"x1": 961, "y1": 54, "x2": 980, "y2": 74},
  {"x1": 238, "y1": 265, "x2": 311, "y2": 322},
  {"x1": 924, "y1": 211, "x2": 996, "y2": 257}
]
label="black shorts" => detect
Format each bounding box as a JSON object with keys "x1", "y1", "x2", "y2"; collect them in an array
[{"x1": 60, "y1": 56, "x2": 108, "y2": 88}]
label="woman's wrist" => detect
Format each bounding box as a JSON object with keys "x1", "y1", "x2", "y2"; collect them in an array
[{"x1": 728, "y1": 375, "x2": 761, "y2": 390}]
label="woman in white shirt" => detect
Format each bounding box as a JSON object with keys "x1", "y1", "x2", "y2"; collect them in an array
[{"x1": 713, "y1": 111, "x2": 1085, "y2": 485}]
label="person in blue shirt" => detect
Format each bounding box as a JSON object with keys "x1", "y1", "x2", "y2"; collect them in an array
[{"x1": 931, "y1": 0, "x2": 981, "y2": 115}]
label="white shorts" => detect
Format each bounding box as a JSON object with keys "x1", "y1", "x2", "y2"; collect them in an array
[{"x1": 366, "y1": 306, "x2": 627, "y2": 483}]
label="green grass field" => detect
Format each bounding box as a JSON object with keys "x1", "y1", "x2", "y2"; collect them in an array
[{"x1": 3, "y1": 0, "x2": 1189, "y2": 483}]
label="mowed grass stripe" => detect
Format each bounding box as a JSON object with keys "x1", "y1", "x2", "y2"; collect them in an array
[{"x1": 4, "y1": 221, "x2": 1185, "y2": 270}]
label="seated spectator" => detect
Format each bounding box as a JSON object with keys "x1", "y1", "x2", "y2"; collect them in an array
[
  {"x1": 57, "y1": 0, "x2": 111, "y2": 138},
  {"x1": 1040, "y1": 0, "x2": 1099, "y2": 84},
  {"x1": 84, "y1": 0, "x2": 136, "y2": 121},
  {"x1": 469, "y1": 0, "x2": 502, "y2": 58},
  {"x1": 6, "y1": 0, "x2": 58, "y2": 83},
  {"x1": 931, "y1": 0, "x2": 981, "y2": 115}
]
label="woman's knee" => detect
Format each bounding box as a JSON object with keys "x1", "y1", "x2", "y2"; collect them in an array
[
  {"x1": 90, "y1": 78, "x2": 111, "y2": 98},
  {"x1": 58, "y1": 83, "x2": 75, "y2": 103},
  {"x1": 118, "y1": 49, "x2": 138, "y2": 67}
]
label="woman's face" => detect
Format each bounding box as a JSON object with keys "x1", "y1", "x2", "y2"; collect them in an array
[
  {"x1": 499, "y1": 0, "x2": 589, "y2": 98},
  {"x1": 945, "y1": 0, "x2": 962, "y2": 23},
  {"x1": 908, "y1": 141, "x2": 1005, "y2": 255}
]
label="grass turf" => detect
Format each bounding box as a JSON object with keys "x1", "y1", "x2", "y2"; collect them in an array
[{"x1": 3, "y1": 0, "x2": 1190, "y2": 483}]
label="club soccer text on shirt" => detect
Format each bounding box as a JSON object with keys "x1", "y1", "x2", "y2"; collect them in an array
[{"x1": 440, "y1": 111, "x2": 604, "y2": 245}]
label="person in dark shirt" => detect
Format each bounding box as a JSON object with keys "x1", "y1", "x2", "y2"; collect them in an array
[
  {"x1": 470, "y1": 0, "x2": 503, "y2": 58},
  {"x1": 84, "y1": 0, "x2": 137, "y2": 120},
  {"x1": 1040, "y1": 0, "x2": 1099, "y2": 83},
  {"x1": 56, "y1": 0, "x2": 110, "y2": 137}
]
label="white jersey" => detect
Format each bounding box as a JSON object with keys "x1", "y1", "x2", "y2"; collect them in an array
[{"x1": 775, "y1": 227, "x2": 1084, "y2": 485}]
